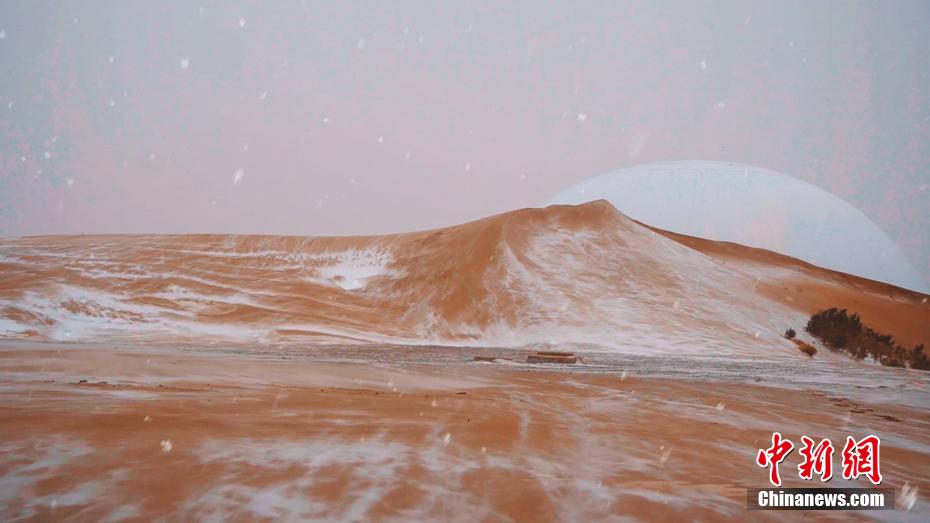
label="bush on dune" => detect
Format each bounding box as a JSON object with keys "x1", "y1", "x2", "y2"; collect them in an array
[{"x1": 806, "y1": 308, "x2": 929, "y2": 370}]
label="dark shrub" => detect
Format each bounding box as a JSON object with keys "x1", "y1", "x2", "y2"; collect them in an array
[
  {"x1": 806, "y1": 308, "x2": 928, "y2": 371},
  {"x1": 784, "y1": 328, "x2": 796, "y2": 339}
]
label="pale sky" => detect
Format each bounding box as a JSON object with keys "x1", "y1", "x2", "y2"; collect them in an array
[{"x1": 1, "y1": 1, "x2": 929, "y2": 286}]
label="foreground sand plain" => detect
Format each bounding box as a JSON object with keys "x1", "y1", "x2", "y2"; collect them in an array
[{"x1": 1, "y1": 342, "x2": 927, "y2": 522}]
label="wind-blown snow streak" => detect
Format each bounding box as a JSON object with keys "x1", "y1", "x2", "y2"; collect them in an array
[{"x1": 0, "y1": 201, "x2": 927, "y2": 357}]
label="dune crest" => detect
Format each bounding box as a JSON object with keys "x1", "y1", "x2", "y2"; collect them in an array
[{"x1": 1, "y1": 201, "x2": 927, "y2": 357}]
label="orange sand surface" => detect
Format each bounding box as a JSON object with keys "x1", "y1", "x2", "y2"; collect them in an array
[
  {"x1": 3, "y1": 201, "x2": 926, "y2": 357},
  {"x1": 1, "y1": 343, "x2": 927, "y2": 521}
]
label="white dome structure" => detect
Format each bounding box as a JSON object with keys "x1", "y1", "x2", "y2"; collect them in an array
[{"x1": 546, "y1": 160, "x2": 926, "y2": 292}]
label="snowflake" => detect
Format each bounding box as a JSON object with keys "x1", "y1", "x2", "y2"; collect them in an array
[
  {"x1": 233, "y1": 168, "x2": 244, "y2": 185},
  {"x1": 699, "y1": 59, "x2": 707, "y2": 70},
  {"x1": 357, "y1": 38, "x2": 366, "y2": 50},
  {"x1": 238, "y1": 18, "x2": 246, "y2": 29},
  {"x1": 160, "y1": 440, "x2": 173, "y2": 453},
  {"x1": 577, "y1": 113, "x2": 587, "y2": 122},
  {"x1": 901, "y1": 482, "x2": 918, "y2": 511},
  {"x1": 659, "y1": 446, "x2": 672, "y2": 464},
  {"x1": 180, "y1": 58, "x2": 190, "y2": 69},
  {"x1": 443, "y1": 433, "x2": 452, "y2": 446}
]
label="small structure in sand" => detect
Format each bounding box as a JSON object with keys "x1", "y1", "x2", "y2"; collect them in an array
[{"x1": 526, "y1": 351, "x2": 579, "y2": 364}]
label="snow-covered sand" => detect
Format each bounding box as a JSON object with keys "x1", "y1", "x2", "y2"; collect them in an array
[
  {"x1": 2, "y1": 201, "x2": 927, "y2": 356},
  {"x1": 0, "y1": 342, "x2": 928, "y2": 521}
]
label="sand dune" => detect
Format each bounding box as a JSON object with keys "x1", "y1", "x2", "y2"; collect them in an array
[
  {"x1": 1, "y1": 200, "x2": 927, "y2": 358},
  {"x1": 2, "y1": 202, "x2": 930, "y2": 521}
]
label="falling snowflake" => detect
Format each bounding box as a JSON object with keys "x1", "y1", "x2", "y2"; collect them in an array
[
  {"x1": 44, "y1": 151, "x2": 52, "y2": 159},
  {"x1": 109, "y1": 99, "x2": 116, "y2": 107},
  {"x1": 238, "y1": 18, "x2": 246, "y2": 29},
  {"x1": 108, "y1": 55, "x2": 115, "y2": 63},
  {"x1": 443, "y1": 433, "x2": 452, "y2": 446},
  {"x1": 404, "y1": 151, "x2": 411, "y2": 161},
  {"x1": 464, "y1": 162, "x2": 471, "y2": 172},
  {"x1": 143, "y1": 415, "x2": 152, "y2": 422},
  {"x1": 699, "y1": 59, "x2": 707, "y2": 70},
  {"x1": 322, "y1": 116, "x2": 330, "y2": 124},
  {"x1": 377, "y1": 135, "x2": 384, "y2": 144},
  {"x1": 357, "y1": 38, "x2": 366, "y2": 50},
  {"x1": 0, "y1": 30, "x2": 5, "y2": 39},
  {"x1": 233, "y1": 168, "x2": 244, "y2": 185},
  {"x1": 519, "y1": 173, "x2": 526, "y2": 179},
  {"x1": 160, "y1": 440, "x2": 173, "y2": 453},
  {"x1": 717, "y1": 101, "x2": 726, "y2": 109},
  {"x1": 418, "y1": 35, "x2": 424, "y2": 44},
  {"x1": 149, "y1": 153, "x2": 157, "y2": 161},
  {"x1": 66, "y1": 178, "x2": 74, "y2": 187},
  {"x1": 715, "y1": 402, "x2": 725, "y2": 411},
  {"x1": 901, "y1": 482, "x2": 918, "y2": 511},
  {"x1": 180, "y1": 58, "x2": 190, "y2": 69},
  {"x1": 659, "y1": 446, "x2": 672, "y2": 465},
  {"x1": 577, "y1": 113, "x2": 587, "y2": 122},
  {"x1": 6, "y1": 101, "x2": 12, "y2": 109},
  {"x1": 259, "y1": 91, "x2": 268, "y2": 100}
]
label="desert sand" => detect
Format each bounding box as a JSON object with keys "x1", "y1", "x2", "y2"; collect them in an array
[
  {"x1": 1, "y1": 201, "x2": 929, "y2": 521},
  {"x1": 1, "y1": 342, "x2": 928, "y2": 521},
  {"x1": 1, "y1": 201, "x2": 927, "y2": 353}
]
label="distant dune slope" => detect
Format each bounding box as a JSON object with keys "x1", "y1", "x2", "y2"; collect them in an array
[{"x1": 1, "y1": 201, "x2": 927, "y2": 357}]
